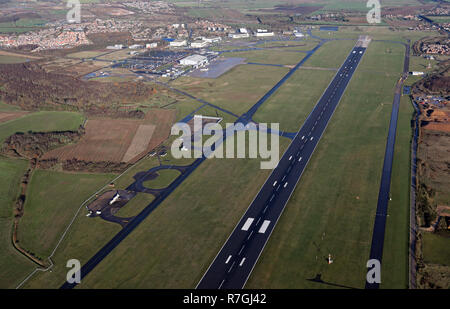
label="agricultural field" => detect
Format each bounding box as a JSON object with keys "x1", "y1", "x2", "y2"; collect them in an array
[
  {"x1": 0, "y1": 50, "x2": 41, "y2": 64},
  {"x1": 0, "y1": 55, "x2": 30, "y2": 64},
  {"x1": 0, "y1": 157, "x2": 35, "y2": 289},
  {"x1": 0, "y1": 111, "x2": 84, "y2": 144},
  {"x1": 0, "y1": 111, "x2": 29, "y2": 123},
  {"x1": 42, "y1": 110, "x2": 176, "y2": 164}
]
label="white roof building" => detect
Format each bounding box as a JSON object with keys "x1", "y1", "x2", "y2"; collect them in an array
[
  {"x1": 191, "y1": 40, "x2": 209, "y2": 48},
  {"x1": 179, "y1": 54, "x2": 208, "y2": 67},
  {"x1": 203, "y1": 37, "x2": 222, "y2": 43},
  {"x1": 146, "y1": 42, "x2": 158, "y2": 49},
  {"x1": 229, "y1": 33, "x2": 250, "y2": 39},
  {"x1": 170, "y1": 39, "x2": 187, "y2": 47},
  {"x1": 255, "y1": 32, "x2": 274, "y2": 37}
]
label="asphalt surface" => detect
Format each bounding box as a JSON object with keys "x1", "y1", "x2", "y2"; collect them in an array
[
  {"x1": 365, "y1": 42, "x2": 409, "y2": 289},
  {"x1": 60, "y1": 38, "x2": 328, "y2": 290},
  {"x1": 197, "y1": 46, "x2": 367, "y2": 289}
]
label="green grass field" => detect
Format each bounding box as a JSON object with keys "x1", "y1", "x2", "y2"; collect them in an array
[
  {"x1": 422, "y1": 232, "x2": 450, "y2": 266},
  {"x1": 311, "y1": 26, "x2": 437, "y2": 44},
  {"x1": 246, "y1": 42, "x2": 404, "y2": 289},
  {"x1": 380, "y1": 96, "x2": 414, "y2": 289},
  {"x1": 171, "y1": 64, "x2": 289, "y2": 116},
  {"x1": 224, "y1": 49, "x2": 305, "y2": 66},
  {"x1": 18, "y1": 170, "x2": 117, "y2": 259},
  {"x1": 0, "y1": 101, "x2": 22, "y2": 112},
  {"x1": 0, "y1": 157, "x2": 35, "y2": 289},
  {"x1": 21, "y1": 134, "x2": 290, "y2": 288},
  {"x1": 0, "y1": 55, "x2": 31, "y2": 64},
  {"x1": 115, "y1": 193, "x2": 155, "y2": 218},
  {"x1": 0, "y1": 111, "x2": 84, "y2": 144},
  {"x1": 10, "y1": 27, "x2": 426, "y2": 289},
  {"x1": 303, "y1": 39, "x2": 357, "y2": 68},
  {"x1": 143, "y1": 169, "x2": 181, "y2": 189},
  {"x1": 253, "y1": 68, "x2": 336, "y2": 132}
]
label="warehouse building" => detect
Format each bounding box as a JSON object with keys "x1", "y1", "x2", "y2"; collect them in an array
[{"x1": 179, "y1": 54, "x2": 208, "y2": 68}]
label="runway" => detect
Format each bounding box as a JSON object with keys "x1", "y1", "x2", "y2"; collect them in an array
[
  {"x1": 365, "y1": 42, "x2": 410, "y2": 289},
  {"x1": 197, "y1": 44, "x2": 367, "y2": 289}
]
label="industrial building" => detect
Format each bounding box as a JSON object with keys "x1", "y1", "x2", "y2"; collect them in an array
[
  {"x1": 170, "y1": 39, "x2": 187, "y2": 47},
  {"x1": 179, "y1": 54, "x2": 208, "y2": 68},
  {"x1": 255, "y1": 29, "x2": 275, "y2": 37},
  {"x1": 146, "y1": 42, "x2": 158, "y2": 49},
  {"x1": 191, "y1": 40, "x2": 209, "y2": 48}
]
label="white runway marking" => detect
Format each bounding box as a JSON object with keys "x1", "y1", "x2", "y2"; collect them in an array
[
  {"x1": 258, "y1": 220, "x2": 271, "y2": 234},
  {"x1": 239, "y1": 258, "x2": 246, "y2": 267},
  {"x1": 241, "y1": 218, "x2": 254, "y2": 231},
  {"x1": 239, "y1": 245, "x2": 245, "y2": 255}
]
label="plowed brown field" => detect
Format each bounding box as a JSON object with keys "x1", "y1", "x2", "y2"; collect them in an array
[{"x1": 42, "y1": 109, "x2": 176, "y2": 164}]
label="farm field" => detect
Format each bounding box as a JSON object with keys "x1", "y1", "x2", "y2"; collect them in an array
[
  {"x1": 0, "y1": 157, "x2": 34, "y2": 289},
  {"x1": 0, "y1": 55, "x2": 31, "y2": 64},
  {"x1": 171, "y1": 64, "x2": 290, "y2": 116},
  {"x1": 0, "y1": 111, "x2": 29, "y2": 123},
  {"x1": 42, "y1": 110, "x2": 176, "y2": 164},
  {"x1": 0, "y1": 111, "x2": 84, "y2": 144}
]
